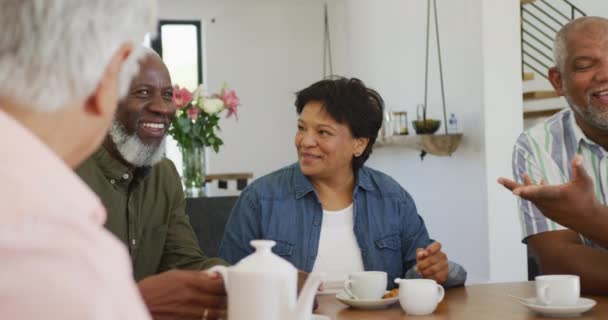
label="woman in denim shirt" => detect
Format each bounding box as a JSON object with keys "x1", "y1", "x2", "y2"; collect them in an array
[{"x1": 219, "y1": 77, "x2": 466, "y2": 289}]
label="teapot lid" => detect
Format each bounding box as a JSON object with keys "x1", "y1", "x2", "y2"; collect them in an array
[{"x1": 233, "y1": 240, "x2": 296, "y2": 275}]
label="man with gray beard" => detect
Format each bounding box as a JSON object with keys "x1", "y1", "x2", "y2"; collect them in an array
[
  {"x1": 77, "y1": 48, "x2": 228, "y2": 320},
  {"x1": 498, "y1": 16, "x2": 608, "y2": 294}
]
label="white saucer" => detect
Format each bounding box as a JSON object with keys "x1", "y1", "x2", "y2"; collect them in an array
[
  {"x1": 335, "y1": 291, "x2": 399, "y2": 310},
  {"x1": 521, "y1": 297, "x2": 596, "y2": 317},
  {"x1": 310, "y1": 315, "x2": 331, "y2": 320}
]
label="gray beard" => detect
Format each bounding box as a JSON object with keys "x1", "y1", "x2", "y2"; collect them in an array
[
  {"x1": 568, "y1": 97, "x2": 608, "y2": 131},
  {"x1": 109, "y1": 122, "x2": 166, "y2": 167}
]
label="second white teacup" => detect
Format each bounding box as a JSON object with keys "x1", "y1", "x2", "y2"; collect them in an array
[
  {"x1": 343, "y1": 271, "x2": 387, "y2": 300},
  {"x1": 535, "y1": 275, "x2": 580, "y2": 306},
  {"x1": 394, "y1": 278, "x2": 444, "y2": 316}
]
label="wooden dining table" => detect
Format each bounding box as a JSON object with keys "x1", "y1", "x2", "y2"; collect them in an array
[{"x1": 314, "y1": 281, "x2": 607, "y2": 319}]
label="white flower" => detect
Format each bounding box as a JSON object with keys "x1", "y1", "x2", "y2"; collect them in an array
[
  {"x1": 202, "y1": 98, "x2": 225, "y2": 114},
  {"x1": 191, "y1": 84, "x2": 206, "y2": 106}
]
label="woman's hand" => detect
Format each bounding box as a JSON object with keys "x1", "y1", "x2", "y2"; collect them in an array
[{"x1": 415, "y1": 242, "x2": 449, "y2": 285}]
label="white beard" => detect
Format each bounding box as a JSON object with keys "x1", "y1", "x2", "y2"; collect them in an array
[{"x1": 109, "y1": 122, "x2": 166, "y2": 167}]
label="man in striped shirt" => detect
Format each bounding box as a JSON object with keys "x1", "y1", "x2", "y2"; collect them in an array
[{"x1": 499, "y1": 16, "x2": 608, "y2": 294}]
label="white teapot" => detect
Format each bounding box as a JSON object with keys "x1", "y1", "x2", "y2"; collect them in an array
[{"x1": 210, "y1": 240, "x2": 324, "y2": 320}]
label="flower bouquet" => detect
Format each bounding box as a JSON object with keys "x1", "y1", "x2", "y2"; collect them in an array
[{"x1": 170, "y1": 84, "x2": 240, "y2": 197}]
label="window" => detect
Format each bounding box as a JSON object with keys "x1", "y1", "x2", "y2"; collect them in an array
[
  {"x1": 151, "y1": 20, "x2": 203, "y2": 88},
  {"x1": 150, "y1": 20, "x2": 204, "y2": 176}
]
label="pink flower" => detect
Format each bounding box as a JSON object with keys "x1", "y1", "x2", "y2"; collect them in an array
[
  {"x1": 173, "y1": 85, "x2": 193, "y2": 109},
  {"x1": 219, "y1": 89, "x2": 240, "y2": 119},
  {"x1": 187, "y1": 106, "x2": 200, "y2": 120}
]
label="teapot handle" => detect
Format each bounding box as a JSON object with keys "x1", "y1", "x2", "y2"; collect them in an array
[{"x1": 208, "y1": 265, "x2": 229, "y2": 287}]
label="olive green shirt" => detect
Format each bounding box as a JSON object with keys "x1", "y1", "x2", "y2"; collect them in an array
[{"x1": 76, "y1": 147, "x2": 225, "y2": 281}]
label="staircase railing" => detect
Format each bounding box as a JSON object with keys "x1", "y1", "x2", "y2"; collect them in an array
[{"x1": 521, "y1": 0, "x2": 586, "y2": 80}]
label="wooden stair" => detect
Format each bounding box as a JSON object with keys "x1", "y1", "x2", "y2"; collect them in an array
[
  {"x1": 522, "y1": 90, "x2": 563, "y2": 119},
  {"x1": 523, "y1": 108, "x2": 563, "y2": 119},
  {"x1": 520, "y1": 0, "x2": 536, "y2": 4},
  {"x1": 523, "y1": 90, "x2": 559, "y2": 101}
]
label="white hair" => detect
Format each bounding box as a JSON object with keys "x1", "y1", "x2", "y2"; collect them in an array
[
  {"x1": 109, "y1": 122, "x2": 166, "y2": 167},
  {"x1": 140, "y1": 45, "x2": 162, "y2": 59},
  {"x1": 0, "y1": 0, "x2": 158, "y2": 112},
  {"x1": 553, "y1": 16, "x2": 608, "y2": 72}
]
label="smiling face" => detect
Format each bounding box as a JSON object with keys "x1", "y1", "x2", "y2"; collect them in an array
[
  {"x1": 550, "y1": 19, "x2": 608, "y2": 130},
  {"x1": 295, "y1": 101, "x2": 368, "y2": 180},
  {"x1": 114, "y1": 53, "x2": 175, "y2": 146},
  {"x1": 108, "y1": 52, "x2": 176, "y2": 167}
]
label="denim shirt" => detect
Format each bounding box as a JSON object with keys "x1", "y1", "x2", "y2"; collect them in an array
[{"x1": 219, "y1": 163, "x2": 467, "y2": 288}]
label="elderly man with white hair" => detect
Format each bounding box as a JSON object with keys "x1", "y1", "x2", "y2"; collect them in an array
[{"x1": 0, "y1": 1, "x2": 156, "y2": 319}]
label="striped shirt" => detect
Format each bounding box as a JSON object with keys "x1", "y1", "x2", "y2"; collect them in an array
[{"x1": 513, "y1": 108, "x2": 608, "y2": 248}]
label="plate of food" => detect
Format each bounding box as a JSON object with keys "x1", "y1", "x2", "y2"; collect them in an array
[{"x1": 335, "y1": 288, "x2": 399, "y2": 310}]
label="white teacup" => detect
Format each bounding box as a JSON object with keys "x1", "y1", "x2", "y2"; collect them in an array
[
  {"x1": 394, "y1": 278, "x2": 444, "y2": 316},
  {"x1": 535, "y1": 275, "x2": 580, "y2": 306},
  {"x1": 343, "y1": 271, "x2": 387, "y2": 300}
]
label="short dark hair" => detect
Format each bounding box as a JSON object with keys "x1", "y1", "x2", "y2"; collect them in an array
[{"x1": 295, "y1": 77, "x2": 384, "y2": 171}]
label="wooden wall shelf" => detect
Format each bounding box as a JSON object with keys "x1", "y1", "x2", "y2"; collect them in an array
[{"x1": 375, "y1": 134, "x2": 463, "y2": 157}]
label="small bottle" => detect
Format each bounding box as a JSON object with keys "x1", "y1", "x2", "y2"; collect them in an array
[
  {"x1": 448, "y1": 113, "x2": 458, "y2": 133},
  {"x1": 391, "y1": 111, "x2": 408, "y2": 135}
]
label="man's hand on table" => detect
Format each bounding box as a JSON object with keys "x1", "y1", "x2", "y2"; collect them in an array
[
  {"x1": 416, "y1": 241, "x2": 449, "y2": 285},
  {"x1": 138, "y1": 269, "x2": 227, "y2": 320}
]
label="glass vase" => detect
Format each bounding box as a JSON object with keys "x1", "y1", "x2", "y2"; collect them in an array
[{"x1": 181, "y1": 145, "x2": 206, "y2": 198}]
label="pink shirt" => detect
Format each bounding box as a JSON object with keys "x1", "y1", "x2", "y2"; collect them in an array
[{"x1": 0, "y1": 110, "x2": 151, "y2": 320}]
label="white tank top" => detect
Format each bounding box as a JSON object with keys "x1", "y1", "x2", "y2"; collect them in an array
[{"x1": 311, "y1": 203, "x2": 365, "y2": 291}]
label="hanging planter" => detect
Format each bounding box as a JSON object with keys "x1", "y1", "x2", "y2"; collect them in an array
[
  {"x1": 412, "y1": 104, "x2": 441, "y2": 135},
  {"x1": 377, "y1": 0, "x2": 462, "y2": 159}
]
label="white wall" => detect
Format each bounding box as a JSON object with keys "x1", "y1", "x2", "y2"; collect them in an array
[
  {"x1": 159, "y1": 0, "x2": 528, "y2": 283},
  {"x1": 159, "y1": 0, "x2": 329, "y2": 196},
  {"x1": 570, "y1": 1, "x2": 608, "y2": 17},
  {"x1": 481, "y1": 0, "x2": 527, "y2": 282}
]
